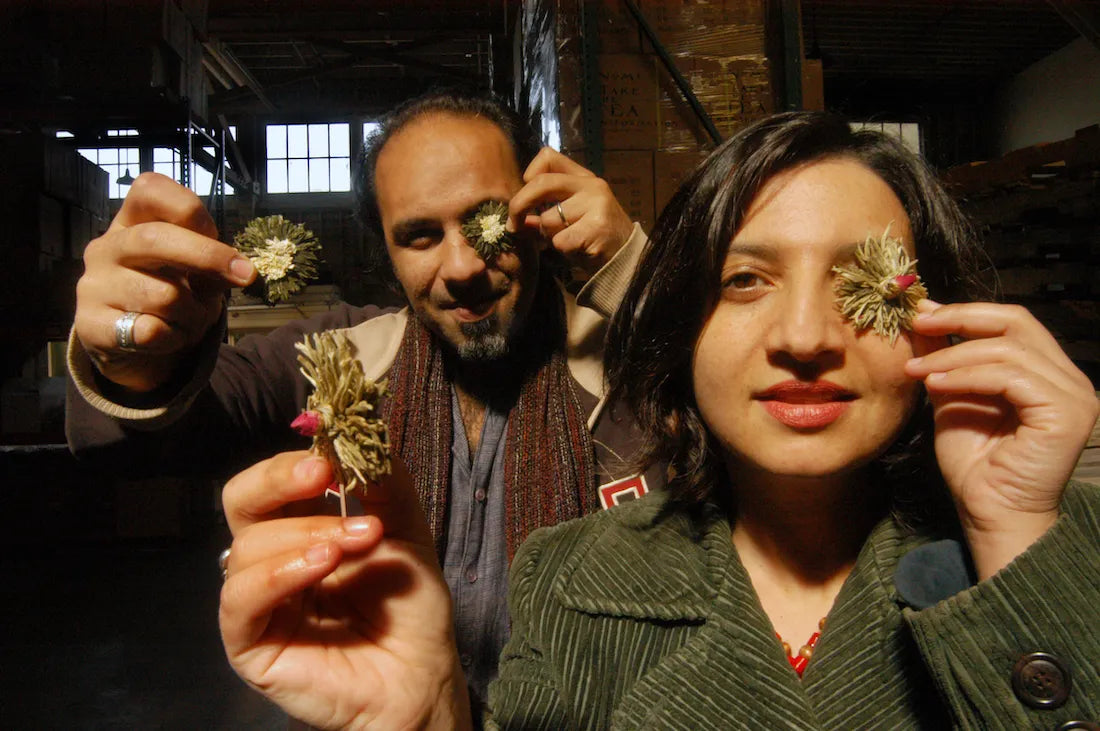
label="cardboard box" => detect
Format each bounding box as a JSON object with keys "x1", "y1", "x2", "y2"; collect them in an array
[
  {"x1": 655, "y1": 149, "x2": 710, "y2": 217},
  {"x1": 802, "y1": 57, "x2": 824, "y2": 111},
  {"x1": 602, "y1": 151, "x2": 656, "y2": 233},
  {"x1": 560, "y1": 54, "x2": 662, "y2": 151},
  {"x1": 658, "y1": 56, "x2": 773, "y2": 150},
  {"x1": 640, "y1": 0, "x2": 766, "y2": 56}
]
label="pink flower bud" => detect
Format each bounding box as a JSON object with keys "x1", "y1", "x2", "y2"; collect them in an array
[
  {"x1": 893, "y1": 274, "x2": 917, "y2": 291},
  {"x1": 291, "y1": 410, "x2": 321, "y2": 436}
]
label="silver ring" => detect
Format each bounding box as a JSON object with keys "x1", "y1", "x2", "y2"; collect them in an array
[
  {"x1": 555, "y1": 201, "x2": 569, "y2": 227},
  {"x1": 115, "y1": 311, "x2": 140, "y2": 352},
  {"x1": 218, "y1": 547, "x2": 232, "y2": 581}
]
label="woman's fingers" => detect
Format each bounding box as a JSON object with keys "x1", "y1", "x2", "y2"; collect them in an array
[
  {"x1": 227, "y1": 514, "x2": 383, "y2": 579},
  {"x1": 223, "y1": 452, "x2": 333, "y2": 535},
  {"x1": 219, "y1": 540, "x2": 343, "y2": 658},
  {"x1": 906, "y1": 336, "x2": 1082, "y2": 396}
]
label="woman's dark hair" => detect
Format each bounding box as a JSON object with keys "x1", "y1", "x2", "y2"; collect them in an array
[
  {"x1": 353, "y1": 89, "x2": 543, "y2": 288},
  {"x1": 606, "y1": 111, "x2": 995, "y2": 523}
]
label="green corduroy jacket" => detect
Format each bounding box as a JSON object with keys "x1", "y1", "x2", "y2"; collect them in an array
[{"x1": 488, "y1": 482, "x2": 1100, "y2": 729}]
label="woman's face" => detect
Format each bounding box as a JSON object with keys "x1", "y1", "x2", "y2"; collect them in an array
[{"x1": 692, "y1": 157, "x2": 923, "y2": 481}]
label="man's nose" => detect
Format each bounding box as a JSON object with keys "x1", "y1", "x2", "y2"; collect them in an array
[{"x1": 439, "y1": 229, "x2": 488, "y2": 283}]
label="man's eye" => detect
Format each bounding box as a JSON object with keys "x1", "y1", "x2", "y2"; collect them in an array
[{"x1": 398, "y1": 230, "x2": 440, "y2": 249}]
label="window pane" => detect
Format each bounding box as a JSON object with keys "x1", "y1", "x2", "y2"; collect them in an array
[
  {"x1": 330, "y1": 158, "x2": 351, "y2": 192},
  {"x1": 78, "y1": 149, "x2": 97, "y2": 164},
  {"x1": 287, "y1": 125, "x2": 308, "y2": 158},
  {"x1": 900, "y1": 123, "x2": 921, "y2": 154},
  {"x1": 330, "y1": 123, "x2": 350, "y2": 157},
  {"x1": 124, "y1": 149, "x2": 140, "y2": 165},
  {"x1": 309, "y1": 124, "x2": 329, "y2": 157},
  {"x1": 192, "y1": 165, "x2": 214, "y2": 195},
  {"x1": 100, "y1": 149, "x2": 118, "y2": 165},
  {"x1": 153, "y1": 161, "x2": 176, "y2": 178},
  {"x1": 153, "y1": 147, "x2": 173, "y2": 162},
  {"x1": 267, "y1": 159, "x2": 288, "y2": 194},
  {"x1": 287, "y1": 158, "x2": 309, "y2": 192},
  {"x1": 267, "y1": 125, "x2": 287, "y2": 158},
  {"x1": 363, "y1": 122, "x2": 379, "y2": 142},
  {"x1": 309, "y1": 158, "x2": 329, "y2": 191}
]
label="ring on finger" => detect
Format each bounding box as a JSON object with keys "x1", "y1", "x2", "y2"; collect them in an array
[
  {"x1": 218, "y1": 547, "x2": 232, "y2": 581},
  {"x1": 115, "y1": 311, "x2": 141, "y2": 352},
  {"x1": 555, "y1": 201, "x2": 569, "y2": 227}
]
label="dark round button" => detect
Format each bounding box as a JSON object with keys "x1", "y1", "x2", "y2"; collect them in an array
[
  {"x1": 1056, "y1": 722, "x2": 1100, "y2": 731},
  {"x1": 1011, "y1": 652, "x2": 1070, "y2": 709}
]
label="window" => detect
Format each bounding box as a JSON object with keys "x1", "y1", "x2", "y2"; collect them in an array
[
  {"x1": 851, "y1": 122, "x2": 921, "y2": 155},
  {"x1": 77, "y1": 146, "x2": 140, "y2": 199},
  {"x1": 363, "y1": 121, "x2": 380, "y2": 141},
  {"x1": 266, "y1": 122, "x2": 351, "y2": 194},
  {"x1": 153, "y1": 146, "x2": 235, "y2": 197}
]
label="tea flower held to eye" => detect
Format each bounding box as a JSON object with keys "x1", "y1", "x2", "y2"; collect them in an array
[{"x1": 832, "y1": 225, "x2": 928, "y2": 345}]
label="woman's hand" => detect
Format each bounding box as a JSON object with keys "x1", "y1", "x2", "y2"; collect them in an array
[
  {"x1": 509, "y1": 147, "x2": 635, "y2": 281},
  {"x1": 906, "y1": 299, "x2": 1099, "y2": 579},
  {"x1": 219, "y1": 452, "x2": 472, "y2": 730}
]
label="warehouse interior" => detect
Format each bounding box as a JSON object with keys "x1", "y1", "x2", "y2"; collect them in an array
[{"x1": 1, "y1": 0, "x2": 1098, "y2": 727}]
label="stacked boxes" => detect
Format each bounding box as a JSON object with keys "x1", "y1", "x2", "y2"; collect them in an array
[{"x1": 523, "y1": 0, "x2": 810, "y2": 230}]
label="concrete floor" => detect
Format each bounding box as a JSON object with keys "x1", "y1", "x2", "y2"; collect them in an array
[{"x1": 0, "y1": 524, "x2": 286, "y2": 729}]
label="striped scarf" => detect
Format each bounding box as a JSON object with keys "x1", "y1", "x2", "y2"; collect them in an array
[{"x1": 384, "y1": 275, "x2": 598, "y2": 560}]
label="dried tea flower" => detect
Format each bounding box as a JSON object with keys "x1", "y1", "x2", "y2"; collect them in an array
[
  {"x1": 832, "y1": 226, "x2": 928, "y2": 345},
  {"x1": 293, "y1": 331, "x2": 390, "y2": 515},
  {"x1": 461, "y1": 200, "x2": 514, "y2": 260},
  {"x1": 234, "y1": 215, "x2": 321, "y2": 304}
]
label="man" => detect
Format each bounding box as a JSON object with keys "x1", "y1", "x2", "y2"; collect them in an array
[{"x1": 67, "y1": 91, "x2": 653, "y2": 705}]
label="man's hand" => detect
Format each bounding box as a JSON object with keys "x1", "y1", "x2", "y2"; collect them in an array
[
  {"x1": 74, "y1": 172, "x2": 256, "y2": 393},
  {"x1": 510, "y1": 148, "x2": 635, "y2": 281},
  {"x1": 219, "y1": 452, "x2": 472, "y2": 730}
]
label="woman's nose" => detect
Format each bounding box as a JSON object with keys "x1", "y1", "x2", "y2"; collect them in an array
[{"x1": 765, "y1": 282, "x2": 845, "y2": 363}]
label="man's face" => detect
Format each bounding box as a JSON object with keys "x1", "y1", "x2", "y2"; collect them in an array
[{"x1": 375, "y1": 112, "x2": 542, "y2": 361}]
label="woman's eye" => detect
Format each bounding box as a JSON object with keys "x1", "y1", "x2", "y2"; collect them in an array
[{"x1": 724, "y1": 272, "x2": 763, "y2": 289}]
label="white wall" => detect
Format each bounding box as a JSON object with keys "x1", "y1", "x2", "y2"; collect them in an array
[{"x1": 995, "y1": 37, "x2": 1100, "y2": 155}]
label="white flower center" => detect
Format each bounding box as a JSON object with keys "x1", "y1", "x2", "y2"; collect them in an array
[
  {"x1": 252, "y1": 237, "x2": 297, "y2": 279},
  {"x1": 477, "y1": 214, "x2": 506, "y2": 244}
]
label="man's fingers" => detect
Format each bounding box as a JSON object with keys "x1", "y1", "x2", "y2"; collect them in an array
[
  {"x1": 509, "y1": 173, "x2": 585, "y2": 223},
  {"x1": 97, "y1": 221, "x2": 255, "y2": 287},
  {"x1": 354, "y1": 457, "x2": 435, "y2": 546},
  {"x1": 109, "y1": 172, "x2": 220, "y2": 240},
  {"x1": 522, "y1": 147, "x2": 594, "y2": 182},
  {"x1": 223, "y1": 452, "x2": 333, "y2": 536}
]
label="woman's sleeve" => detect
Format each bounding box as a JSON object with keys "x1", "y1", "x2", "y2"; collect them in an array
[
  {"x1": 485, "y1": 530, "x2": 571, "y2": 730},
  {"x1": 904, "y1": 481, "x2": 1100, "y2": 728}
]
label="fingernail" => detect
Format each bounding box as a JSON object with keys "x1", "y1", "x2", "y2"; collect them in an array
[
  {"x1": 926, "y1": 372, "x2": 946, "y2": 381},
  {"x1": 343, "y1": 516, "x2": 374, "y2": 535},
  {"x1": 305, "y1": 543, "x2": 331, "y2": 566},
  {"x1": 907, "y1": 356, "x2": 923, "y2": 366},
  {"x1": 230, "y1": 256, "x2": 255, "y2": 283},
  {"x1": 293, "y1": 456, "x2": 326, "y2": 482}
]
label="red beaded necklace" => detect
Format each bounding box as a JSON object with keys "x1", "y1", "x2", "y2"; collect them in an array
[{"x1": 776, "y1": 617, "x2": 826, "y2": 677}]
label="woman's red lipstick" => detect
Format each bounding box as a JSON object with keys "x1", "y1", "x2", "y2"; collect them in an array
[{"x1": 755, "y1": 380, "x2": 855, "y2": 429}]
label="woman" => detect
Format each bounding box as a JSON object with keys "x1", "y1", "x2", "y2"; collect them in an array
[{"x1": 218, "y1": 113, "x2": 1099, "y2": 729}]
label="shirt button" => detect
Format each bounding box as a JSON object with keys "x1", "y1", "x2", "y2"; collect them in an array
[
  {"x1": 474, "y1": 488, "x2": 487, "y2": 502},
  {"x1": 460, "y1": 654, "x2": 472, "y2": 667},
  {"x1": 465, "y1": 567, "x2": 478, "y2": 583},
  {"x1": 1011, "y1": 652, "x2": 1071, "y2": 709}
]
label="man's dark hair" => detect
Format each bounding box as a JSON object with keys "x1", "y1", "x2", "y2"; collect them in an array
[
  {"x1": 353, "y1": 89, "x2": 543, "y2": 288},
  {"x1": 605, "y1": 111, "x2": 995, "y2": 524}
]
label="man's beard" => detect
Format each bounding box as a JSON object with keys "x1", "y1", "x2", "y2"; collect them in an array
[{"x1": 457, "y1": 315, "x2": 509, "y2": 361}]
